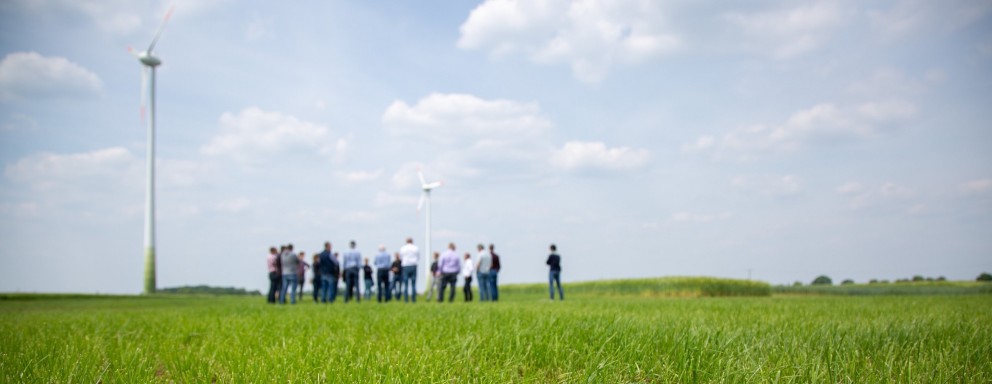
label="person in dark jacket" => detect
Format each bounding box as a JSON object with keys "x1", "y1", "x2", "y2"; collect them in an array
[
  {"x1": 546, "y1": 244, "x2": 563, "y2": 301},
  {"x1": 363, "y1": 258, "x2": 374, "y2": 300},
  {"x1": 317, "y1": 242, "x2": 339, "y2": 303},
  {"x1": 489, "y1": 244, "x2": 501, "y2": 302}
]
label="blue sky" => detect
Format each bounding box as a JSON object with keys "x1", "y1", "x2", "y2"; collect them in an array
[{"x1": 1, "y1": 0, "x2": 990, "y2": 294}]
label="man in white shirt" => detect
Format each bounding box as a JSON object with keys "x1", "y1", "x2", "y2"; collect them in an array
[{"x1": 399, "y1": 237, "x2": 420, "y2": 303}]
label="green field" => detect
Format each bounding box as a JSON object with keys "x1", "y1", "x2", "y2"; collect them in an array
[{"x1": 2, "y1": 279, "x2": 991, "y2": 382}]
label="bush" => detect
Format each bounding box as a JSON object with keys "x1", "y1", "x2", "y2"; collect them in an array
[
  {"x1": 812, "y1": 275, "x2": 832, "y2": 285},
  {"x1": 912, "y1": 275, "x2": 925, "y2": 282},
  {"x1": 792, "y1": 281, "x2": 803, "y2": 287},
  {"x1": 978, "y1": 272, "x2": 992, "y2": 282},
  {"x1": 869, "y1": 279, "x2": 879, "y2": 284},
  {"x1": 841, "y1": 279, "x2": 855, "y2": 285}
]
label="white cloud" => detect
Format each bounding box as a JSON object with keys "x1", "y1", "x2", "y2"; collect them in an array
[
  {"x1": 671, "y1": 211, "x2": 732, "y2": 223},
  {"x1": 202, "y1": 107, "x2": 338, "y2": 162},
  {"x1": 835, "y1": 182, "x2": 864, "y2": 195},
  {"x1": 683, "y1": 101, "x2": 916, "y2": 160},
  {"x1": 550, "y1": 141, "x2": 650, "y2": 172},
  {"x1": 338, "y1": 169, "x2": 383, "y2": 184},
  {"x1": 840, "y1": 181, "x2": 916, "y2": 210},
  {"x1": 382, "y1": 93, "x2": 551, "y2": 143},
  {"x1": 11, "y1": 0, "x2": 230, "y2": 34},
  {"x1": 457, "y1": 0, "x2": 680, "y2": 82},
  {"x1": 4, "y1": 147, "x2": 139, "y2": 191},
  {"x1": 214, "y1": 197, "x2": 251, "y2": 213},
  {"x1": 0, "y1": 52, "x2": 103, "y2": 101},
  {"x1": 724, "y1": 1, "x2": 843, "y2": 59},
  {"x1": 959, "y1": 179, "x2": 992, "y2": 195},
  {"x1": 732, "y1": 174, "x2": 803, "y2": 197}
]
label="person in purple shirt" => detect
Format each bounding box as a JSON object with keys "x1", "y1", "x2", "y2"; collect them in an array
[{"x1": 437, "y1": 243, "x2": 462, "y2": 303}]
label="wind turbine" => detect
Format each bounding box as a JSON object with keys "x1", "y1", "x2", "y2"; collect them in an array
[
  {"x1": 417, "y1": 169, "x2": 442, "y2": 290},
  {"x1": 129, "y1": 7, "x2": 173, "y2": 295}
]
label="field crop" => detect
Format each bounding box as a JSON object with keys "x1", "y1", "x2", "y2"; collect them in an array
[{"x1": 2, "y1": 285, "x2": 990, "y2": 382}]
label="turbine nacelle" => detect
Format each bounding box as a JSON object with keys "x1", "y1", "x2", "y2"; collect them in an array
[{"x1": 138, "y1": 52, "x2": 162, "y2": 67}]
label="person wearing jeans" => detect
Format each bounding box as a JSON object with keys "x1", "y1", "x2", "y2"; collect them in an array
[
  {"x1": 546, "y1": 244, "x2": 563, "y2": 301},
  {"x1": 437, "y1": 243, "x2": 462, "y2": 303},
  {"x1": 342, "y1": 241, "x2": 362, "y2": 303},
  {"x1": 399, "y1": 237, "x2": 420, "y2": 303},
  {"x1": 374, "y1": 245, "x2": 392, "y2": 302},
  {"x1": 280, "y1": 245, "x2": 300, "y2": 304},
  {"x1": 318, "y1": 242, "x2": 339, "y2": 303},
  {"x1": 475, "y1": 244, "x2": 492, "y2": 301},
  {"x1": 489, "y1": 244, "x2": 501, "y2": 302}
]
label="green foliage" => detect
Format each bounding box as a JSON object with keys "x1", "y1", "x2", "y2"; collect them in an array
[
  {"x1": 841, "y1": 279, "x2": 855, "y2": 285},
  {"x1": 978, "y1": 272, "x2": 992, "y2": 282},
  {"x1": 1, "y1": 293, "x2": 990, "y2": 382},
  {"x1": 157, "y1": 285, "x2": 261, "y2": 296},
  {"x1": 774, "y1": 281, "x2": 992, "y2": 296},
  {"x1": 499, "y1": 276, "x2": 771, "y2": 298},
  {"x1": 812, "y1": 275, "x2": 832, "y2": 285}
]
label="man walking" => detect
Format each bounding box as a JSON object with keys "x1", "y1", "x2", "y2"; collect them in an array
[
  {"x1": 475, "y1": 244, "x2": 492, "y2": 301},
  {"x1": 374, "y1": 245, "x2": 392, "y2": 302},
  {"x1": 437, "y1": 243, "x2": 461, "y2": 303},
  {"x1": 399, "y1": 237, "x2": 420, "y2": 303},
  {"x1": 342, "y1": 240, "x2": 362, "y2": 303},
  {"x1": 547, "y1": 244, "x2": 563, "y2": 301},
  {"x1": 489, "y1": 244, "x2": 501, "y2": 302},
  {"x1": 317, "y1": 242, "x2": 338, "y2": 303}
]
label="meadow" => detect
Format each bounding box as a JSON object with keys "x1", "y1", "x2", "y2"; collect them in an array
[{"x1": 2, "y1": 278, "x2": 991, "y2": 383}]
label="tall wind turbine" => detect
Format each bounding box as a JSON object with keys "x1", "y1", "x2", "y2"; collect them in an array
[
  {"x1": 129, "y1": 7, "x2": 173, "y2": 295},
  {"x1": 417, "y1": 169, "x2": 442, "y2": 289}
]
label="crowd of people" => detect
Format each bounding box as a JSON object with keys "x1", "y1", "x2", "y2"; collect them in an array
[{"x1": 265, "y1": 238, "x2": 518, "y2": 304}]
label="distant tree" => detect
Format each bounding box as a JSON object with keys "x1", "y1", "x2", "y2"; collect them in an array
[
  {"x1": 868, "y1": 279, "x2": 879, "y2": 284},
  {"x1": 792, "y1": 281, "x2": 803, "y2": 287},
  {"x1": 880, "y1": 279, "x2": 890, "y2": 284},
  {"x1": 978, "y1": 272, "x2": 992, "y2": 282},
  {"x1": 925, "y1": 277, "x2": 934, "y2": 282},
  {"x1": 841, "y1": 279, "x2": 855, "y2": 285},
  {"x1": 912, "y1": 275, "x2": 925, "y2": 282},
  {"x1": 812, "y1": 275, "x2": 832, "y2": 285},
  {"x1": 936, "y1": 276, "x2": 947, "y2": 281},
  {"x1": 896, "y1": 278, "x2": 909, "y2": 283}
]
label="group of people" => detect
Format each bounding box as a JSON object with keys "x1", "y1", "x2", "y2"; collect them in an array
[{"x1": 265, "y1": 238, "x2": 509, "y2": 305}]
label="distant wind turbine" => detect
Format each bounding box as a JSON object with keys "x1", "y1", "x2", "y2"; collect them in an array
[
  {"x1": 129, "y1": 7, "x2": 173, "y2": 295},
  {"x1": 417, "y1": 169, "x2": 442, "y2": 289}
]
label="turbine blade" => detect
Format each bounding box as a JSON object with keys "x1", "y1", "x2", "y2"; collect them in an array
[
  {"x1": 417, "y1": 193, "x2": 425, "y2": 212},
  {"x1": 127, "y1": 46, "x2": 141, "y2": 59},
  {"x1": 417, "y1": 170, "x2": 426, "y2": 187},
  {"x1": 146, "y1": 5, "x2": 175, "y2": 53},
  {"x1": 425, "y1": 181, "x2": 442, "y2": 189}
]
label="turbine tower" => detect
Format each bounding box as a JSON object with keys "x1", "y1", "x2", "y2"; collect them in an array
[
  {"x1": 417, "y1": 169, "x2": 442, "y2": 290},
  {"x1": 130, "y1": 7, "x2": 173, "y2": 294}
]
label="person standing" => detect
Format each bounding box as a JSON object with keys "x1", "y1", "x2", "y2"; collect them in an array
[
  {"x1": 437, "y1": 243, "x2": 461, "y2": 303},
  {"x1": 311, "y1": 253, "x2": 321, "y2": 303},
  {"x1": 266, "y1": 246, "x2": 280, "y2": 304},
  {"x1": 425, "y1": 252, "x2": 440, "y2": 301},
  {"x1": 547, "y1": 244, "x2": 563, "y2": 301},
  {"x1": 462, "y1": 252, "x2": 474, "y2": 302},
  {"x1": 280, "y1": 244, "x2": 300, "y2": 304},
  {"x1": 390, "y1": 253, "x2": 402, "y2": 299},
  {"x1": 363, "y1": 258, "x2": 374, "y2": 300},
  {"x1": 317, "y1": 242, "x2": 338, "y2": 303},
  {"x1": 475, "y1": 244, "x2": 492, "y2": 302},
  {"x1": 296, "y1": 251, "x2": 309, "y2": 297},
  {"x1": 399, "y1": 237, "x2": 420, "y2": 303},
  {"x1": 374, "y1": 245, "x2": 392, "y2": 302},
  {"x1": 489, "y1": 244, "x2": 501, "y2": 302},
  {"x1": 342, "y1": 240, "x2": 362, "y2": 303}
]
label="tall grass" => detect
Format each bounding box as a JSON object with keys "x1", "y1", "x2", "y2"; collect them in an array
[
  {"x1": 774, "y1": 281, "x2": 992, "y2": 296},
  {"x1": 2, "y1": 289, "x2": 989, "y2": 382}
]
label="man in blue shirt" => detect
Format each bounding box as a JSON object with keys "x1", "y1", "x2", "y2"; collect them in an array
[
  {"x1": 342, "y1": 240, "x2": 362, "y2": 303},
  {"x1": 373, "y1": 245, "x2": 392, "y2": 302}
]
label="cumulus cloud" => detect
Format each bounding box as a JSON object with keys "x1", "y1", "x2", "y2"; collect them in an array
[
  {"x1": 958, "y1": 179, "x2": 992, "y2": 195},
  {"x1": 683, "y1": 101, "x2": 916, "y2": 160},
  {"x1": 457, "y1": 0, "x2": 680, "y2": 82},
  {"x1": 4, "y1": 147, "x2": 139, "y2": 191},
  {"x1": 382, "y1": 93, "x2": 551, "y2": 143},
  {"x1": 11, "y1": 0, "x2": 231, "y2": 34},
  {"x1": 0, "y1": 52, "x2": 103, "y2": 101},
  {"x1": 550, "y1": 141, "x2": 650, "y2": 172},
  {"x1": 724, "y1": 1, "x2": 843, "y2": 59},
  {"x1": 732, "y1": 174, "x2": 803, "y2": 197},
  {"x1": 202, "y1": 107, "x2": 339, "y2": 162}
]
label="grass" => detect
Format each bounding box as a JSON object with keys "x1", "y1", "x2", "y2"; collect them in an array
[
  {"x1": 774, "y1": 281, "x2": 992, "y2": 295},
  {"x1": 1, "y1": 280, "x2": 990, "y2": 382}
]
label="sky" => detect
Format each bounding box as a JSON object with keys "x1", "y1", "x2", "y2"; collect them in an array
[{"x1": 0, "y1": 0, "x2": 990, "y2": 294}]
